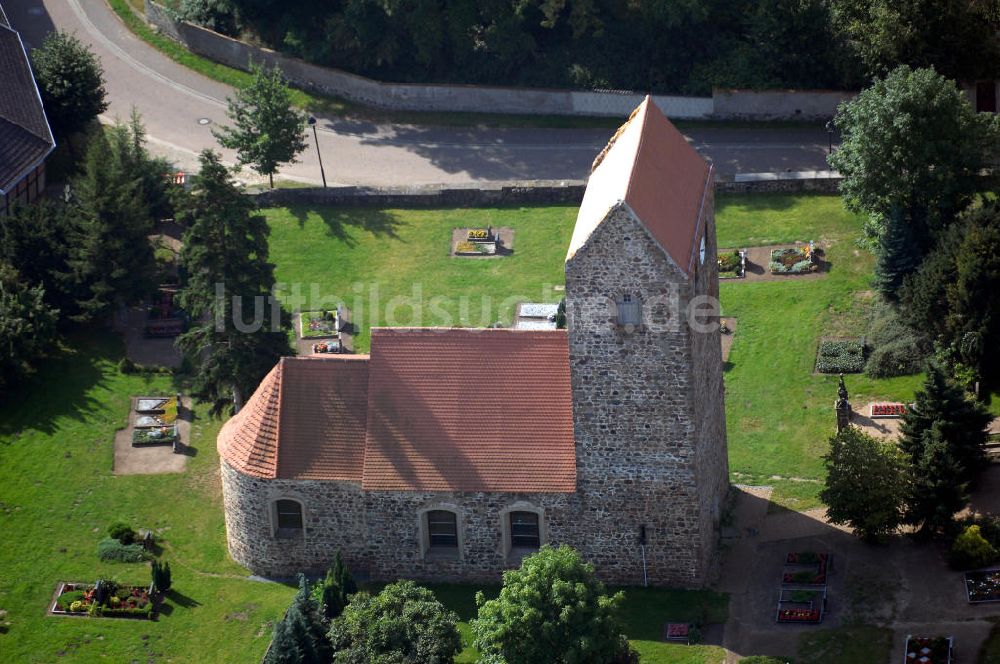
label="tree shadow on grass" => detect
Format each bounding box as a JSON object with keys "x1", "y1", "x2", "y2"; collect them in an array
[
  {"x1": 0, "y1": 327, "x2": 114, "y2": 438},
  {"x1": 284, "y1": 206, "x2": 402, "y2": 246},
  {"x1": 164, "y1": 589, "x2": 202, "y2": 609}
]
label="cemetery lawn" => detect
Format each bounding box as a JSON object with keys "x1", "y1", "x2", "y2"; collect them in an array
[
  {"x1": 717, "y1": 194, "x2": 924, "y2": 509},
  {"x1": 264, "y1": 206, "x2": 576, "y2": 351},
  {"x1": 0, "y1": 332, "x2": 293, "y2": 663}
]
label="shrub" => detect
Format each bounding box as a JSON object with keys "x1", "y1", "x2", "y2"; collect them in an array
[
  {"x1": 718, "y1": 250, "x2": 741, "y2": 273},
  {"x1": 108, "y1": 522, "x2": 137, "y2": 544},
  {"x1": 949, "y1": 525, "x2": 999, "y2": 570},
  {"x1": 328, "y1": 580, "x2": 459, "y2": 664},
  {"x1": 472, "y1": 545, "x2": 631, "y2": 664},
  {"x1": 57, "y1": 590, "x2": 85, "y2": 610},
  {"x1": 816, "y1": 339, "x2": 865, "y2": 373},
  {"x1": 769, "y1": 248, "x2": 815, "y2": 274},
  {"x1": 864, "y1": 338, "x2": 926, "y2": 377},
  {"x1": 118, "y1": 357, "x2": 137, "y2": 374},
  {"x1": 98, "y1": 537, "x2": 150, "y2": 563},
  {"x1": 151, "y1": 560, "x2": 172, "y2": 592}
]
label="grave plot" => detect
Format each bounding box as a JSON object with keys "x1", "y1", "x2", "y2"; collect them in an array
[
  {"x1": 965, "y1": 569, "x2": 1000, "y2": 603},
  {"x1": 451, "y1": 227, "x2": 514, "y2": 257},
  {"x1": 776, "y1": 551, "x2": 831, "y2": 624},
  {"x1": 903, "y1": 635, "x2": 953, "y2": 664},
  {"x1": 132, "y1": 396, "x2": 180, "y2": 447},
  {"x1": 50, "y1": 580, "x2": 158, "y2": 620}
]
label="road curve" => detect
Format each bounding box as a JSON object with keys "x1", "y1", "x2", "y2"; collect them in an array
[{"x1": 7, "y1": 0, "x2": 836, "y2": 186}]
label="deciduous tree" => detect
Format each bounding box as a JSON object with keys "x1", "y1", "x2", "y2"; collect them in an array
[
  {"x1": 829, "y1": 66, "x2": 995, "y2": 264},
  {"x1": 327, "y1": 580, "x2": 461, "y2": 664},
  {"x1": 820, "y1": 426, "x2": 907, "y2": 541},
  {"x1": 472, "y1": 545, "x2": 634, "y2": 664},
  {"x1": 213, "y1": 62, "x2": 307, "y2": 188},
  {"x1": 31, "y1": 31, "x2": 108, "y2": 138}
]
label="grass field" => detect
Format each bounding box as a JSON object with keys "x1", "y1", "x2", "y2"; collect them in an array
[
  {"x1": 796, "y1": 625, "x2": 894, "y2": 664},
  {"x1": 265, "y1": 205, "x2": 576, "y2": 351},
  {"x1": 716, "y1": 194, "x2": 924, "y2": 509}
]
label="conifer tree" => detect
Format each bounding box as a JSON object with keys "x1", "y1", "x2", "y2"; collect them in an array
[
  {"x1": 266, "y1": 575, "x2": 331, "y2": 664},
  {"x1": 318, "y1": 551, "x2": 356, "y2": 620},
  {"x1": 68, "y1": 129, "x2": 155, "y2": 321},
  {"x1": 899, "y1": 362, "x2": 991, "y2": 486},
  {"x1": 873, "y1": 208, "x2": 921, "y2": 300},
  {"x1": 905, "y1": 423, "x2": 969, "y2": 533},
  {"x1": 176, "y1": 150, "x2": 292, "y2": 415}
]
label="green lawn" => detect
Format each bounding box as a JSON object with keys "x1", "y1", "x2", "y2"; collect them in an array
[
  {"x1": 796, "y1": 625, "x2": 893, "y2": 664},
  {"x1": 0, "y1": 332, "x2": 295, "y2": 663},
  {"x1": 265, "y1": 206, "x2": 576, "y2": 351},
  {"x1": 717, "y1": 194, "x2": 925, "y2": 509}
]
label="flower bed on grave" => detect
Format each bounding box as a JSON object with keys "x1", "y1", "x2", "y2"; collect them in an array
[
  {"x1": 769, "y1": 247, "x2": 817, "y2": 274},
  {"x1": 718, "y1": 250, "x2": 744, "y2": 279},
  {"x1": 871, "y1": 402, "x2": 908, "y2": 418},
  {"x1": 904, "y1": 635, "x2": 953, "y2": 664},
  {"x1": 51, "y1": 581, "x2": 156, "y2": 619},
  {"x1": 132, "y1": 425, "x2": 178, "y2": 446},
  {"x1": 965, "y1": 569, "x2": 1000, "y2": 603},
  {"x1": 302, "y1": 310, "x2": 340, "y2": 338},
  {"x1": 782, "y1": 551, "x2": 829, "y2": 586},
  {"x1": 454, "y1": 228, "x2": 500, "y2": 256},
  {"x1": 815, "y1": 339, "x2": 865, "y2": 373},
  {"x1": 775, "y1": 587, "x2": 826, "y2": 624}
]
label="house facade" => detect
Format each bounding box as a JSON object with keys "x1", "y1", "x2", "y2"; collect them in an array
[
  {"x1": 0, "y1": 4, "x2": 55, "y2": 216},
  {"x1": 218, "y1": 98, "x2": 729, "y2": 587}
]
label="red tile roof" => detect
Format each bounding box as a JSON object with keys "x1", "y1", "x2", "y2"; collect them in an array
[
  {"x1": 219, "y1": 330, "x2": 576, "y2": 492},
  {"x1": 363, "y1": 328, "x2": 575, "y2": 492},
  {"x1": 218, "y1": 356, "x2": 369, "y2": 481},
  {"x1": 569, "y1": 96, "x2": 713, "y2": 277}
]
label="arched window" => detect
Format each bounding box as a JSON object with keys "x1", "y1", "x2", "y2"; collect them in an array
[
  {"x1": 509, "y1": 511, "x2": 540, "y2": 550},
  {"x1": 427, "y1": 510, "x2": 458, "y2": 550},
  {"x1": 617, "y1": 293, "x2": 642, "y2": 327},
  {"x1": 274, "y1": 499, "x2": 303, "y2": 538}
]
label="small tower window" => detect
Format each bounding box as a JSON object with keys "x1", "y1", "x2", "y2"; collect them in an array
[{"x1": 617, "y1": 293, "x2": 642, "y2": 327}]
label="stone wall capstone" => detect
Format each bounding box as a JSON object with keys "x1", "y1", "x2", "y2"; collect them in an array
[{"x1": 248, "y1": 176, "x2": 844, "y2": 210}]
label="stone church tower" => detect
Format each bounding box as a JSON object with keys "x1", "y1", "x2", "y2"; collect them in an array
[{"x1": 564, "y1": 98, "x2": 729, "y2": 585}]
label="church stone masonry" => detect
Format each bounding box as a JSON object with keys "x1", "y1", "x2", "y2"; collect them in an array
[{"x1": 217, "y1": 97, "x2": 729, "y2": 587}]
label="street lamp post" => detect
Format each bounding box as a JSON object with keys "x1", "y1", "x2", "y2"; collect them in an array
[
  {"x1": 825, "y1": 120, "x2": 834, "y2": 155},
  {"x1": 307, "y1": 115, "x2": 327, "y2": 188}
]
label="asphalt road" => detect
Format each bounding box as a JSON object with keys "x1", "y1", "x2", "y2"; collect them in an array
[{"x1": 8, "y1": 0, "x2": 838, "y2": 187}]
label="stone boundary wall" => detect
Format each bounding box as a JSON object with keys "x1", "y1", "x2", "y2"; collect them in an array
[
  {"x1": 144, "y1": 1, "x2": 854, "y2": 120},
  {"x1": 713, "y1": 88, "x2": 856, "y2": 121},
  {"x1": 144, "y1": 0, "x2": 712, "y2": 119},
  {"x1": 249, "y1": 175, "x2": 843, "y2": 208}
]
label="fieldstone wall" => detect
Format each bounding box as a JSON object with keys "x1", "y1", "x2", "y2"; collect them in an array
[
  {"x1": 220, "y1": 460, "x2": 369, "y2": 576},
  {"x1": 563, "y1": 196, "x2": 729, "y2": 586},
  {"x1": 222, "y1": 459, "x2": 652, "y2": 584},
  {"x1": 686, "y1": 183, "x2": 731, "y2": 570}
]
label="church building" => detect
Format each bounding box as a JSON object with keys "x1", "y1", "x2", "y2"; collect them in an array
[{"x1": 217, "y1": 97, "x2": 729, "y2": 586}]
